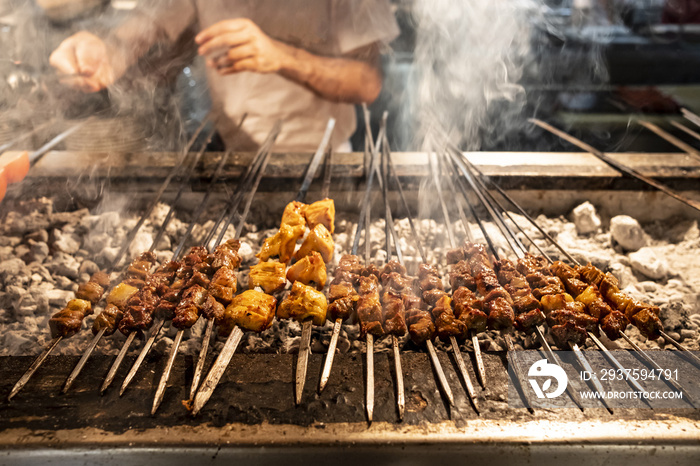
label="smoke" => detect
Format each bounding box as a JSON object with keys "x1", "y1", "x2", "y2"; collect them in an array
[{"x1": 409, "y1": 0, "x2": 538, "y2": 152}]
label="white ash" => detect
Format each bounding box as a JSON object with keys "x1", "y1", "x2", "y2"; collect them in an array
[
  {"x1": 610, "y1": 215, "x2": 648, "y2": 251},
  {"x1": 0, "y1": 198, "x2": 699, "y2": 359},
  {"x1": 571, "y1": 201, "x2": 601, "y2": 235}
]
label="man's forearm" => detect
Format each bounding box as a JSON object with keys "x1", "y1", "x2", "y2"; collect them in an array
[{"x1": 277, "y1": 42, "x2": 382, "y2": 104}]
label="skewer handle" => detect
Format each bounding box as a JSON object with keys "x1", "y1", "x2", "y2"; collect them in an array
[
  {"x1": 63, "y1": 328, "x2": 106, "y2": 393},
  {"x1": 450, "y1": 336, "x2": 479, "y2": 414},
  {"x1": 425, "y1": 339, "x2": 454, "y2": 407},
  {"x1": 392, "y1": 335, "x2": 405, "y2": 421},
  {"x1": 471, "y1": 331, "x2": 487, "y2": 389},
  {"x1": 366, "y1": 333, "x2": 374, "y2": 423},
  {"x1": 190, "y1": 319, "x2": 215, "y2": 400},
  {"x1": 120, "y1": 319, "x2": 166, "y2": 396},
  {"x1": 152, "y1": 329, "x2": 184, "y2": 415},
  {"x1": 570, "y1": 343, "x2": 614, "y2": 414},
  {"x1": 101, "y1": 331, "x2": 136, "y2": 394}
]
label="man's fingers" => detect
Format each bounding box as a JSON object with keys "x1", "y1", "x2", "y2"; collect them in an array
[
  {"x1": 198, "y1": 31, "x2": 251, "y2": 57},
  {"x1": 49, "y1": 46, "x2": 80, "y2": 75},
  {"x1": 215, "y1": 58, "x2": 257, "y2": 75},
  {"x1": 195, "y1": 18, "x2": 251, "y2": 45}
]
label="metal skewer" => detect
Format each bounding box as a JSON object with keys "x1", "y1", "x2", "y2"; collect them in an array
[
  {"x1": 529, "y1": 118, "x2": 700, "y2": 213},
  {"x1": 670, "y1": 120, "x2": 700, "y2": 145},
  {"x1": 681, "y1": 107, "x2": 700, "y2": 129},
  {"x1": 426, "y1": 152, "x2": 479, "y2": 411},
  {"x1": 192, "y1": 119, "x2": 334, "y2": 415},
  {"x1": 637, "y1": 120, "x2": 700, "y2": 163},
  {"x1": 293, "y1": 119, "x2": 336, "y2": 405},
  {"x1": 9, "y1": 119, "x2": 212, "y2": 400},
  {"x1": 0, "y1": 118, "x2": 60, "y2": 154},
  {"x1": 152, "y1": 123, "x2": 285, "y2": 413}
]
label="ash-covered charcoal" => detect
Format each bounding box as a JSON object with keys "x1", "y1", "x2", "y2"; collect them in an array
[{"x1": 0, "y1": 198, "x2": 699, "y2": 359}]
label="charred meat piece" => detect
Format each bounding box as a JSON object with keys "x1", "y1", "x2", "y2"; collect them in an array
[
  {"x1": 356, "y1": 274, "x2": 384, "y2": 336},
  {"x1": 515, "y1": 309, "x2": 545, "y2": 333},
  {"x1": 303, "y1": 198, "x2": 335, "y2": 234},
  {"x1": 464, "y1": 242, "x2": 493, "y2": 274},
  {"x1": 249, "y1": 261, "x2": 286, "y2": 294},
  {"x1": 485, "y1": 297, "x2": 515, "y2": 330},
  {"x1": 475, "y1": 271, "x2": 502, "y2": 298},
  {"x1": 126, "y1": 251, "x2": 157, "y2": 280},
  {"x1": 600, "y1": 310, "x2": 629, "y2": 341},
  {"x1": 295, "y1": 223, "x2": 334, "y2": 263},
  {"x1": 200, "y1": 294, "x2": 226, "y2": 321},
  {"x1": 337, "y1": 254, "x2": 363, "y2": 276},
  {"x1": 422, "y1": 288, "x2": 447, "y2": 307},
  {"x1": 172, "y1": 284, "x2": 208, "y2": 329},
  {"x1": 452, "y1": 287, "x2": 487, "y2": 333},
  {"x1": 277, "y1": 281, "x2": 328, "y2": 326},
  {"x1": 286, "y1": 251, "x2": 327, "y2": 290},
  {"x1": 446, "y1": 247, "x2": 466, "y2": 265},
  {"x1": 405, "y1": 303, "x2": 435, "y2": 345},
  {"x1": 208, "y1": 267, "x2": 238, "y2": 303},
  {"x1": 361, "y1": 263, "x2": 381, "y2": 280},
  {"x1": 418, "y1": 264, "x2": 443, "y2": 291},
  {"x1": 328, "y1": 288, "x2": 359, "y2": 321},
  {"x1": 449, "y1": 260, "x2": 475, "y2": 292},
  {"x1": 219, "y1": 289, "x2": 277, "y2": 335},
  {"x1": 211, "y1": 239, "x2": 241, "y2": 270},
  {"x1": 76, "y1": 280, "x2": 104, "y2": 305},
  {"x1": 515, "y1": 253, "x2": 549, "y2": 276},
  {"x1": 546, "y1": 309, "x2": 599, "y2": 334},
  {"x1": 432, "y1": 295, "x2": 467, "y2": 339},
  {"x1": 551, "y1": 261, "x2": 589, "y2": 297},
  {"x1": 577, "y1": 264, "x2": 606, "y2": 287},
  {"x1": 92, "y1": 303, "x2": 123, "y2": 336},
  {"x1": 382, "y1": 290, "x2": 407, "y2": 336},
  {"x1": 49, "y1": 298, "x2": 93, "y2": 338},
  {"x1": 551, "y1": 321, "x2": 587, "y2": 348},
  {"x1": 119, "y1": 285, "x2": 160, "y2": 333},
  {"x1": 631, "y1": 307, "x2": 663, "y2": 340},
  {"x1": 380, "y1": 260, "x2": 407, "y2": 281}
]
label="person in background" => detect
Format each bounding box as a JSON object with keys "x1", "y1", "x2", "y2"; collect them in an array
[{"x1": 48, "y1": 0, "x2": 399, "y2": 152}]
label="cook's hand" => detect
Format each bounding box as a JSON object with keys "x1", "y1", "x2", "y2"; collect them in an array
[
  {"x1": 49, "y1": 31, "x2": 116, "y2": 93},
  {"x1": 195, "y1": 19, "x2": 290, "y2": 75}
]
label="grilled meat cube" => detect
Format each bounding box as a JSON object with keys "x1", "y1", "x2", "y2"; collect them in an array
[
  {"x1": 576, "y1": 285, "x2": 613, "y2": 319},
  {"x1": 187, "y1": 267, "x2": 211, "y2": 289},
  {"x1": 515, "y1": 309, "x2": 545, "y2": 333},
  {"x1": 173, "y1": 284, "x2": 208, "y2": 329},
  {"x1": 475, "y1": 271, "x2": 502, "y2": 297},
  {"x1": 219, "y1": 289, "x2": 277, "y2": 335},
  {"x1": 382, "y1": 290, "x2": 407, "y2": 336},
  {"x1": 484, "y1": 288, "x2": 513, "y2": 305},
  {"x1": 452, "y1": 287, "x2": 483, "y2": 314},
  {"x1": 546, "y1": 309, "x2": 598, "y2": 334},
  {"x1": 423, "y1": 288, "x2": 447, "y2": 307},
  {"x1": 334, "y1": 269, "x2": 360, "y2": 286},
  {"x1": 106, "y1": 283, "x2": 139, "y2": 310},
  {"x1": 277, "y1": 281, "x2": 328, "y2": 326},
  {"x1": 249, "y1": 261, "x2": 286, "y2": 294},
  {"x1": 405, "y1": 307, "x2": 435, "y2": 344},
  {"x1": 184, "y1": 246, "x2": 209, "y2": 264},
  {"x1": 550, "y1": 261, "x2": 589, "y2": 297},
  {"x1": 509, "y1": 292, "x2": 540, "y2": 315},
  {"x1": 146, "y1": 261, "x2": 179, "y2": 291},
  {"x1": 418, "y1": 264, "x2": 443, "y2": 291},
  {"x1": 119, "y1": 285, "x2": 160, "y2": 333},
  {"x1": 403, "y1": 294, "x2": 423, "y2": 311},
  {"x1": 464, "y1": 242, "x2": 493, "y2": 270},
  {"x1": 126, "y1": 252, "x2": 157, "y2": 280},
  {"x1": 540, "y1": 293, "x2": 575, "y2": 314},
  {"x1": 382, "y1": 272, "x2": 413, "y2": 293},
  {"x1": 280, "y1": 201, "x2": 307, "y2": 229},
  {"x1": 49, "y1": 298, "x2": 93, "y2": 338},
  {"x1": 432, "y1": 295, "x2": 467, "y2": 339},
  {"x1": 515, "y1": 253, "x2": 549, "y2": 276},
  {"x1": 295, "y1": 223, "x2": 334, "y2": 263},
  {"x1": 380, "y1": 260, "x2": 407, "y2": 281},
  {"x1": 600, "y1": 310, "x2": 629, "y2": 340},
  {"x1": 458, "y1": 308, "x2": 488, "y2": 333},
  {"x1": 577, "y1": 264, "x2": 605, "y2": 287},
  {"x1": 495, "y1": 259, "x2": 520, "y2": 284},
  {"x1": 208, "y1": 267, "x2": 238, "y2": 303},
  {"x1": 257, "y1": 223, "x2": 304, "y2": 264},
  {"x1": 211, "y1": 239, "x2": 241, "y2": 270},
  {"x1": 631, "y1": 307, "x2": 663, "y2": 340},
  {"x1": 303, "y1": 198, "x2": 335, "y2": 234},
  {"x1": 328, "y1": 281, "x2": 359, "y2": 321},
  {"x1": 485, "y1": 297, "x2": 515, "y2": 330},
  {"x1": 90, "y1": 271, "x2": 111, "y2": 288},
  {"x1": 92, "y1": 303, "x2": 123, "y2": 335},
  {"x1": 357, "y1": 274, "x2": 384, "y2": 336},
  {"x1": 337, "y1": 254, "x2": 363, "y2": 275},
  {"x1": 551, "y1": 321, "x2": 587, "y2": 348},
  {"x1": 201, "y1": 294, "x2": 226, "y2": 321},
  {"x1": 446, "y1": 247, "x2": 466, "y2": 265},
  {"x1": 286, "y1": 251, "x2": 327, "y2": 290},
  {"x1": 361, "y1": 263, "x2": 381, "y2": 279},
  {"x1": 76, "y1": 280, "x2": 104, "y2": 305},
  {"x1": 449, "y1": 260, "x2": 475, "y2": 291},
  {"x1": 155, "y1": 300, "x2": 177, "y2": 321}
]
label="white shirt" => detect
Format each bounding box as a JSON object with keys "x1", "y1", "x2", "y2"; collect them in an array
[{"x1": 132, "y1": 0, "x2": 399, "y2": 152}]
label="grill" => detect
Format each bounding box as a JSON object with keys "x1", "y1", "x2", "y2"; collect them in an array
[{"x1": 1, "y1": 113, "x2": 700, "y2": 464}]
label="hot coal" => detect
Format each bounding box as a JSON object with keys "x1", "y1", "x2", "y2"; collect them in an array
[{"x1": 0, "y1": 198, "x2": 698, "y2": 359}]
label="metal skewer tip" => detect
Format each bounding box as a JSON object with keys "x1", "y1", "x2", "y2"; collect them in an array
[
  {"x1": 9, "y1": 336, "x2": 62, "y2": 401},
  {"x1": 426, "y1": 339, "x2": 455, "y2": 408},
  {"x1": 366, "y1": 333, "x2": 375, "y2": 423},
  {"x1": 471, "y1": 331, "x2": 487, "y2": 389},
  {"x1": 319, "y1": 318, "x2": 342, "y2": 393},
  {"x1": 62, "y1": 328, "x2": 106, "y2": 393},
  {"x1": 191, "y1": 326, "x2": 244, "y2": 416},
  {"x1": 450, "y1": 336, "x2": 479, "y2": 414},
  {"x1": 101, "y1": 332, "x2": 136, "y2": 394},
  {"x1": 392, "y1": 335, "x2": 406, "y2": 420},
  {"x1": 295, "y1": 320, "x2": 313, "y2": 405},
  {"x1": 152, "y1": 329, "x2": 184, "y2": 415},
  {"x1": 120, "y1": 320, "x2": 165, "y2": 397},
  {"x1": 190, "y1": 319, "x2": 215, "y2": 399}
]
